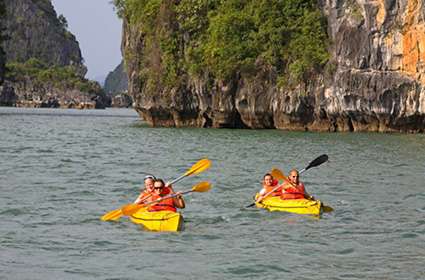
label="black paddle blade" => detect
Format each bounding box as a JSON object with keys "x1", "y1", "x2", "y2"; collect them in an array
[
  {"x1": 245, "y1": 202, "x2": 256, "y2": 208},
  {"x1": 305, "y1": 154, "x2": 328, "y2": 170}
]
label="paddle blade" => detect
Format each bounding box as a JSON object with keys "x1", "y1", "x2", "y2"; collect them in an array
[
  {"x1": 305, "y1": 154, "x2": 328, "y2": 171},
  {"x1": 322, "y1": 205, "x2": 334, "y2": 213},
  {"x1": 100, "y1": 208, "x2": 123, "y2": 221},
  {"x1": 192, "y1": 181, "x2": 212, "y2": 192},
  {"x1": 270, "y1": 168, "x2": 286, "y2": 181},
  {"x1": 122, "y1": 203, "x2": 146, "y2": 216},
  {"x1": 184, "y1": 158, "x2": 211, "y2": 177}
]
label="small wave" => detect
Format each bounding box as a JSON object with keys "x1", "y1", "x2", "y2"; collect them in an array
[
  {"x1": 226, "y1": 264, "x2": 290, "y2": 275},
  {"x1": 404, "y1": 193, "x2": 425, "y2": 200},
  {"x1": 36, "y1": 149, "x2": 54, "y2": 153},
  {"x1": 400, "y1": 232, "x2": 418, "y2": 239},
  {"x1": 66, "y1": 190, "x2": 96, "y2": 196},
  {"x1": 92, "y1": 240, "x2": 116, "y2": 246},
  {"x1": 0, "y1": 208, "x2": 30, "y2": 216},
  {"x1": 336, "y1": 247, "x2": 355, "y2": 255},
  {"x1": 186, "y1": 215, "x2": 230, "y2": 225}
]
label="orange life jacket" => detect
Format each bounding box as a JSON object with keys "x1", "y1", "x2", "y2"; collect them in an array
[
  {"x1": 148, "y1": 193, "x2": 176, "y2": 212},
  {"x1": 137, "y1": 190, "x2": 152, "y2": 204},
  {"x1": 263, "y1": 180, "x2": 282, "y2": 196},
  {"x1": 280, "y1": 182, "x2": 306, "y2": 200}
]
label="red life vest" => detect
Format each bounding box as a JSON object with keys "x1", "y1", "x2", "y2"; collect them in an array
[
  {"x1": 280, "y1": 183, "x2": 306, "y2": 199},
  {"x1": 162, "y1": 186, "x2": 172, "y2": 195},
  {"x1": 148, "y1": 193, "x2": 176, "y2": 212}
]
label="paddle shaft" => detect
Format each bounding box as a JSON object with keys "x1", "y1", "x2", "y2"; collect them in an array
[
  {"x1": 168, "y1": 158, "x2": 211, "y2": 185},
  {"x1": 245, "y1": 177, "x2": 292, "y2": 208},
  {"x1": 123, "y1": 190, "x2": 193, "y2": 216},
  {"x1": 168, "y1": 174, "x2": 186, "y2": 185},
  {"x1": 147, "y1": 190, "x2": 191, "y2": 206}
]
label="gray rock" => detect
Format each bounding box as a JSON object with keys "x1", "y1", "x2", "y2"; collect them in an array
[{"x1": 0, "y1": 83, "x2": 17, "y2": 106}]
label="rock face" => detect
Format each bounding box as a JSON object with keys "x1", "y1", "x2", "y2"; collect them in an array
[
  {"x1": 104, "y1": 60, "x2": 128, "y2": 95},
  {"x1": 0, "y1": 82, "x2": 17, "y2": 106},
  {"x1": 315, "y1": 0, "x2": 425, "y2": 132},
  {"x1": 104, "y1": 60, "x2": 131, "y2": 107},
  {"x1": 0, "y1": 0, "x2": 6, "y2": 85},
  {"x1": 3, "y1": 0, "x2": 85, "y2": 72},
  {"x1": 122, "y1": 0, "x2": 425, "y2": 132},
  {"x1": 1, "y1": 0, "x2": 108, "y2": 108}
]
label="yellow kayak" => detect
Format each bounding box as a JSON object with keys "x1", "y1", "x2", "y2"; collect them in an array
[
  {"x1": 129, "y1": 209, "x2": 183, "y2": 232},
  {"x1": 255, "y1": 194, "x2": 332, "y2": 215}
]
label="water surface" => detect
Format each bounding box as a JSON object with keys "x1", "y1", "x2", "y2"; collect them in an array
[{"x1": 1, "y1": 107, "x2": 424, "y2": 279}]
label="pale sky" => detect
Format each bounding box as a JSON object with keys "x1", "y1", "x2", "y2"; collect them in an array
[{"x1": 51, "y1": 0, "x2": 122, "y2": 83}]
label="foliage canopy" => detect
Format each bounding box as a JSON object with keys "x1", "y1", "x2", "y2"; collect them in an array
[
  {"x1": 6, "y1": 58, "x2": 102, "y2": 94},
  {"x1": 113, "y1": 0, "x2": 329, "y2": 86}
]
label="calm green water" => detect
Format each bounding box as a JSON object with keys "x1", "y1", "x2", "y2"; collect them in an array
[{"x1": 0, "y1": 107, "x2": 424, "y2": 280}]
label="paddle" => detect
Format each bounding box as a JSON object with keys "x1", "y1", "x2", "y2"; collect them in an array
[
  {"x1": 100, "y1": 158, "x2": 211, "y2": 222},
  {"x1": 168, "y1": 158, "x2": 211, "y2": 185},
  {"x1": 134, "y1": 158, "x2": 211, "y2": 204},
  {"x1": 298, "y1": 154, "x2": 328, "y2": 174},
  {"x1": 270, "y1": 168, "x2": 286, "y2": 181},
  {"x1": 245, "y1": 154, "x2": 329, "y2": 208},
  {"x1": 100, "y1": 208, "x2": 126, "y2": 222},
  {"x1": 121, "y1": 181, "x2": 212, "y2": 216},
  {"x1": 322, "y1": 205, "x2": 334, "y2": 213}
]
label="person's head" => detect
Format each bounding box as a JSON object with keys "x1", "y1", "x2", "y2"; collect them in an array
[
  {"x1": 153, "y1": 179, "x2": 166, "y2": 194},
  {"x1": 263, "y1": 173, "x2": 274, "y2": 186},
  {"x1": 144, "y1": 175, "x2": 156, "y2": 192},
  {"x1": 288, "y1": 169, "x2": 299, "y2": 184}
]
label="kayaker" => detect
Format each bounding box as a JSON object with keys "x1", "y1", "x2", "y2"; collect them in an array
[
  {"x1": 280, "y1": 169, "x2": 311, "y2": 199},
  {"x1": 134, "y1": 175, "x2": 156, "y2": 204},
  {"x1": 148, "y1": 179, "x2": 185, "y2": 212},
  {"x1": 255, "y1": 173, "x2": 281, "y2": 203}
]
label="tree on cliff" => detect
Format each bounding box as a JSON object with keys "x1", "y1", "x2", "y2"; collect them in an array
[{"x1": 58, "y1": 14, "x2": 68, "y2": 30}]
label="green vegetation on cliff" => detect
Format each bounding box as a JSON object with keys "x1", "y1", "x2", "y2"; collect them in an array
[
  {"x1": 0, "y1": 0, "x2": 6, "y2": 85},
  {"x1": 6, "y1": 58, "x2": 102, "y2": 94},
  {"x1": 114, "y1": 0, "x2": 329, "y2": 86}
]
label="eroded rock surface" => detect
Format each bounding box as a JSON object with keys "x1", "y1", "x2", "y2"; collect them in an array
[{"x1": 124, "y1": 0, "x2": 425, "y2": 132}]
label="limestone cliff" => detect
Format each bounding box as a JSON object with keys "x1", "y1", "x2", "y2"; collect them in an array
[
  {"x1": 0, "y1": 0, "x2": 6, "y2": 85},
  {"x1": 3, "y1": 0, "x2": 85, "y2": 72},
  {"x1": 1, "y1": 0, "x2": 108, "y2": 108},
  {"x1": 120, "y1": 0, "x2": 425, "y2": 132},
  {"x1": 104, "y1": 60, "x2": 128, "y2": 95}
]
